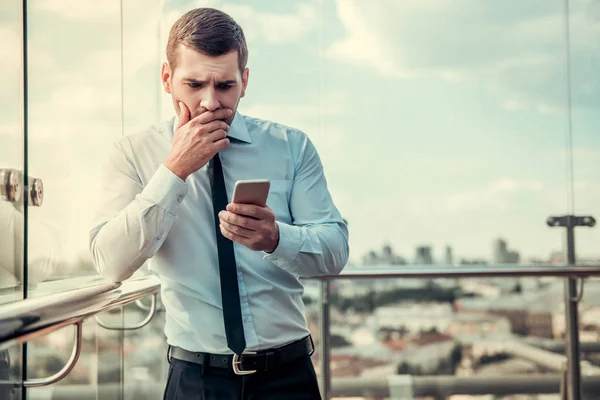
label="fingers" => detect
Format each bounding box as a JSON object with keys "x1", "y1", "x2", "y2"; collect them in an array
[
  {"x1": 219, "y1": 219, "x2": 252, "y2": 239},
  {"x1": 220, "y1": 224, "x2": 251, "y2": 248},
  {"x1": 226, "y1": 204, "x2": 270, "y2": 220},
  {"x1": 219, "y1": 210, "x2": 258, "y2": 231},
  {"x1": 212, "y1": 137, "x2": 230, "y2": 153},
  {"x1": 200, "y1": 119, "x2": 230, "y2": 135},
  {"x1": 176, "y1": 102, "x2": 191, "y2": 130},
  {"x1": 193, "y1": 108, "x2": 233, "y2": 125}
]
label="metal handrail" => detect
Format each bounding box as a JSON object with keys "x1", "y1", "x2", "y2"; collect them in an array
[
  {"x1": 2, "y1": 265, "x2": 600, "y2": 392},
  {"x1": 311, "y1": 264, "x2": 600, "y2": 280},
  {"x1": 0, "y1": 275, "x2": 161, "y2": 351},
  {"x1": 330, "y1": 374, "x2": 600, "y2": 397},
  {"x1": 22, "y1": 321, "x2": 83, "y2": 388},
  {"x1": 95, "y1": 293, "x2": 157, "y2": 330}
]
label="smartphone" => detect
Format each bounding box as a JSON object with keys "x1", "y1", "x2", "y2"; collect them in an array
[{"x1": 232, "y1": 179, "x2": 270, "y2": 207}]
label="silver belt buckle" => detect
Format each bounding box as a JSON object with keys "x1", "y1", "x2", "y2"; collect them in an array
[{"x1": 232, "y1": 351, "x2": 257, "y2": 375}]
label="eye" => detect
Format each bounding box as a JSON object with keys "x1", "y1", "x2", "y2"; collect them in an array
[
  {"x1": 187, "y1": 83, "x2": 201, "y2": 89},
  {"x1": 218, "y1": 84, "x2": 233, "y2": 91}
]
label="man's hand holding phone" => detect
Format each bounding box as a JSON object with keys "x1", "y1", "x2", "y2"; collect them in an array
[
  {"x1": 218, "y1": 203, "x2": 280, "y2": 254},
  {"x1": 164, "y1": 102, "x2": 232, "y2": 181}
]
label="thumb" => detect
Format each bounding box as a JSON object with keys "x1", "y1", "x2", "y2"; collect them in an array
[{"x1": 176, "y1": 101, "x2": 190, "y2": 130}]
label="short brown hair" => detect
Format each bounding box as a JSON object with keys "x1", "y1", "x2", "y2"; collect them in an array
[{"x1": 166, "y1": 8, "x2": 248, "y2": 72}]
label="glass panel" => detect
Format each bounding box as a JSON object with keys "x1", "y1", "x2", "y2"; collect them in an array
[
  {"x1": 25, "y1": 0, "x2": 123, "y2": 290},
  {"x1": 314, "y1": 0, "x2": 574, "y2": 398},
  {"x1": 0, "y1": 0, "x2": 24, "y2": 303},
  {"x1": 123, "y1": 297, "x2": 167, "y2": 399},
  {"x1": 318, "y1": 0, "x2": 571, "y2": 268},
  {"x1": 0, "y1": 344, "x2": 22, "y2": 400},
  {"x1": 25, "y1": 319, "x2": 108, "y2": 400},
  {"x1": 322, "y1": 277, "x2": 571, "y2": 398},
  {"x1": 121, "y1": 0, "x2": 167, "y2": 396},
  {"x1": 569, "y1": 0, "x2": 600, "y2": 264},
  {"x1": 95, "y1": 308, "x2": 125, "y2": 400}
]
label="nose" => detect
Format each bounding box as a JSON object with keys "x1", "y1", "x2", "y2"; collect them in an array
[{"x1": 200, "y1": 89, "x2": 220, "y2": 112}]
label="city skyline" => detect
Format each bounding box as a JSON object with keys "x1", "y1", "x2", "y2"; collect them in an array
[{"x1": 360, "y1": 235, "x2": 598, "y2": 267}]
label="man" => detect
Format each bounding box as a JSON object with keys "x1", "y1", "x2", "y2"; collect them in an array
[{"x1": 90, "y1": 7, "x2": 348, "y2": 400}]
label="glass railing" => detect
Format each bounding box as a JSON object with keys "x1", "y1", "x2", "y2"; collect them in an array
[
  {"x1": 3, "y1": 266, "x2": 600, "y2": 399},
  {"x1": 305, "y1": 266, "x2": 600, "y2": 399},
  {"x1": 0, "y1": 275, "x2": 161, "y2": 400}
]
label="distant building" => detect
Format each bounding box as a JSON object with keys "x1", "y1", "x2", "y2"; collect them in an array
[
  {"x1": 415, "y1": 246, "x2": 433, "y2": 264},
  {"x1": 549, "y1": 251, "x2": 566, "y2": 265},
  {"x1": 362, "y1": 244, "x2": 406, "y2": 266},
  {"x1": 492, "y1": 238, "x2": 520, "y2": 264},
  {"x1": 444, "y1": 246, "x2": 454, "y2": 265},
  {"x1": 459, "y1": 258, "x2": 488, "y2": 265},
  {"x1": 456, "y1": 291, "x2": 559, "y2": 339}
]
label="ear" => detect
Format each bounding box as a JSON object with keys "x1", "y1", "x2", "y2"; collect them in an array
[
  {"x1": 161, "y1": 62, "x2": 173, "y2": 94},
  {"x1": 240, "y1": 68, "x2": 249, "y2": 98}
]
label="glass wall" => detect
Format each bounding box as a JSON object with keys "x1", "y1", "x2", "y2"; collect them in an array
[
  {"x1": 0, "y1": 1, "x2": 25, "y2": 396},
  {"x1": 570, "y1": 0, "x2": 600, "y2": 262},
  {"x1": 0, "y1": 0, "x2": 25, "y2": 303},
  {"x1": 25, "y1": 0, "x2": 123, "y2": 287}
]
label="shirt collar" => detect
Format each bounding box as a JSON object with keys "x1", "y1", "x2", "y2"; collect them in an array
[{"x1": 171, "y1": 111, "x2": 252, "y2": 144}]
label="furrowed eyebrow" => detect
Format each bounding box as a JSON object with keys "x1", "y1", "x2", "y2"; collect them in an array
[{"x1": 183, "y1": 79, "x2": 237, "y2": 85}]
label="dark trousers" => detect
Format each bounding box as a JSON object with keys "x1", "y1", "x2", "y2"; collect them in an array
[{"x1": 163, "y1": 352, "x2": 322, "y2": 400}]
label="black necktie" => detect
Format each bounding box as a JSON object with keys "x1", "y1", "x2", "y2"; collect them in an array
[{"x1": 210, "y1": 154, "x2": 246, "y2": 355}]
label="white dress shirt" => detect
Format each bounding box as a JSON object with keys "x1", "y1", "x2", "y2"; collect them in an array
[{"x1": 89, "y1": 112, "x2": 349, "y2": 353}]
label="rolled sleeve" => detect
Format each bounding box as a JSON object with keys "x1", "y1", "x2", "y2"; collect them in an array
[{"x1": 140, "y1": 164, "x2": 189, "y2": 214}]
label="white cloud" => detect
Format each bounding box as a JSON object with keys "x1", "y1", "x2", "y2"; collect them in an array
[
  {"x1": 162, "y1": 1, "x2": 317, "y2": 49},
  {"x1": 239, "y1": 102, "x2": 341, "y2": 127},
  {"x1": 445, "y1": 179, "x2": 544, "y2": 212},
  {"x1": 403, "y1": 178, "x2": 545, "y2": 215},
  {"x1": 33, "y1": 0, "x2": 119, "y2": 20},
  {"x1": 327, "y1": 0, "x2": 600, "y2": 112},
  {"x1": 223, "y1": 3, "x2": 317, "y2": 44}
]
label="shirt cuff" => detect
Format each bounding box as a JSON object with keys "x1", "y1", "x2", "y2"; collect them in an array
[
  {"x1": 263, "y1": 221, "x2": 302, "y2": 270},
  {"x1": 140, "y1": 164, "x2": 188, "y2": 214}
]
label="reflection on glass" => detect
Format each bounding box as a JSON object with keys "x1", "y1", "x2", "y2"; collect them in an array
[
  {"x1": 25, "y1": 1, "x2": 124, "y2": 287},
  {"x1": 0, "y1": 2, "x2": 24, "y2": 397},
  {"x1": 0, "y1": 344, "x2": 21, "y2": 400},
  {"x1": 0, "y1": 0, "x2": 24, "y2": 303}
]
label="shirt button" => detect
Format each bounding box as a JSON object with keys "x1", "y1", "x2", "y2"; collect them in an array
[
  {"x1": 177, "y1": 195, "x2": 183, "y2": 203},
  {"x1": 156, "y1": 234, "x2": 163, "y2": 241}
]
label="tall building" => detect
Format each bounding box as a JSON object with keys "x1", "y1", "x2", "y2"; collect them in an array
[
  {"x1": 493, "y1": 238, "x2": 520, "y2": 264},
  {"x1": 415, "y1": 246, "x2": 434, "y2": 265},
  {"x1": 444, "y1": 246, "x2": 454, "y2": 265}
]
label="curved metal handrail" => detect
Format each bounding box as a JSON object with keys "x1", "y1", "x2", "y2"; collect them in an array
[
  {"x1": 95, "y1": 292, "x2": 157, "y2": 330},
  {"x1": 22, "y1": 321, "x2": 83, "y2": 388},
  {"x1": 311, "y1": 264, "x2": 600, "y2": 280},
  {"x1": 0, "y1": 283, "x2": 120, "y2": 351},
  {"x1": 136, "y1": 297, "x2": 164, "y2": 313},
  {"x1": 0, "y1": 275, "x2": 161, "y2": 352}
]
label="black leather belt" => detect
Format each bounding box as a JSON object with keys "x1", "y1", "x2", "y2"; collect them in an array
[{"x1": 168, "y1": 335, "x2": 314, "y2": 375}]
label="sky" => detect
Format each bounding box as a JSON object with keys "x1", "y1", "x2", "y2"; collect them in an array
[{"x1": 0, "y1": 0, "x2": 599, "y2": 272}]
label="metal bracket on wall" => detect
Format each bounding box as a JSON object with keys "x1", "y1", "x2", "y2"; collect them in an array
[{"x1": 0, "y1": 168, "x2": 44, "y2": 206}]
